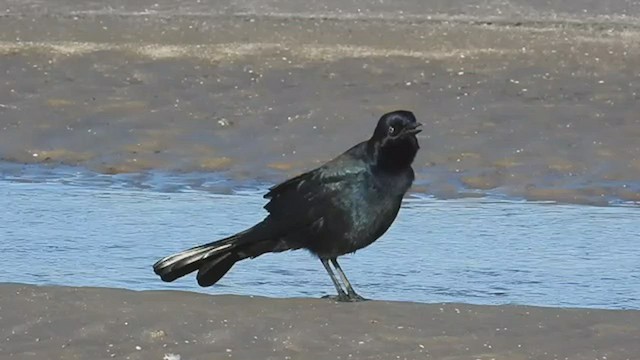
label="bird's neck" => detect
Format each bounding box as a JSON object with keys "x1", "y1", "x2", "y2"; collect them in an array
[{"x1": 367, "y1": 137, "x2": 418, "y2": 173}]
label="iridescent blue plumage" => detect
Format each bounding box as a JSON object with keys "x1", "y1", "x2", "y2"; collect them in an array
[{"x1": 154, "y1": 110, "x2": 421, "y2": 301}]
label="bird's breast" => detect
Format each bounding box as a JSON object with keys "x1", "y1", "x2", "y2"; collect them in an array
[
  {"x1": 307, "y1": 167, "x2": 413, "y2": 258},
  {"x1": 339, "y1": 173, "x2": 410, "y2": 252}
]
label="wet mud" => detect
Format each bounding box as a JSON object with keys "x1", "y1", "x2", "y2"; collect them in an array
[{"x1": 1, "y1": 1, "x2": 639, "y2": 204}]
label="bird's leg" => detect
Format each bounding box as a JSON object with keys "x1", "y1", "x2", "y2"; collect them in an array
[
  {"x1": 320, "y1": 258, "x2": 349, "y2": 301},
  {"x1": 331, "y1": 258, "x2": 368, "y2": 302}
]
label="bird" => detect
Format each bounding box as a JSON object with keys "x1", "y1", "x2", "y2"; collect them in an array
[{"x1": 153, "y1": 110, "x2": 421, "y2": 302}]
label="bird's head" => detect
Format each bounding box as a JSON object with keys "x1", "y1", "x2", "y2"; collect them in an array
[{"x1": 368, "y1": 110, "x2": 421, "y2": 171}]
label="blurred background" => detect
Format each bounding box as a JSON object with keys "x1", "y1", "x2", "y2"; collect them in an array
[{"x1": 1, "y1": 0, "x2": 639, "y2": 203}]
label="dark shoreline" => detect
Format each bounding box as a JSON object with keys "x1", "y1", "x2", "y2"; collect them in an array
[
  {"x1": 1, "y1": 283, "x2": 639, "y2": 360},
  {"x1": 2, "y1": 162, "x2": 640, "y2": 207}
]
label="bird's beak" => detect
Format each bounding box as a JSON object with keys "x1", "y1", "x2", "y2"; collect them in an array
[{"x1": 403, "y1": 122, "x2": 423, "y2": 135}]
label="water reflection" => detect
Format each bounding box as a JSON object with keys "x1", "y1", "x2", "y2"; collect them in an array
[{"x1": 0, "y1": 177, "x2": 638, "y2": 309}]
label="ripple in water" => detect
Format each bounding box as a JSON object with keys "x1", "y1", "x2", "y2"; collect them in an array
[{"x1": 0, "y1": 174, "x2": 638, "y2": 309}]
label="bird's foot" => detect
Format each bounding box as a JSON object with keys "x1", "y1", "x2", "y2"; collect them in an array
[
  {"x1": 346, "y1": 292, "x2": 369, "y2": 302},
  {"x1": 322, "y1": 293, "x2": 368, "y2": 302},
  {"x1": 322, "y1": 293, "x2": 350, "y2": 302}
]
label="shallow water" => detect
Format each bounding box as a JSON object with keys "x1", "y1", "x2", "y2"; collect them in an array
[{"x1": 1, "y1": 170, "x2": 638, "y2": 309}]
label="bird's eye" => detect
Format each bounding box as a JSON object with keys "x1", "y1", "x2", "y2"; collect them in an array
[{"x1": 388, "y1": 126, "x2": 395, "y2": 134}]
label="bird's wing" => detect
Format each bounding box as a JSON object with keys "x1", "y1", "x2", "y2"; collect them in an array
[{"x1": 263, "y1": 155, "x2": 367, "y2": 226}]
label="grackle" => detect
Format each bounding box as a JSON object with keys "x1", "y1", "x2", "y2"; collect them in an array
[{"x1": 153, "y1": 110, "x2": 421, "y2": 302}]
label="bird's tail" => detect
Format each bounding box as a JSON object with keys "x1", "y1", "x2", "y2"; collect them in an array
[{"x1": 153, "y1": 223, "x2": 280, "y2": 287}]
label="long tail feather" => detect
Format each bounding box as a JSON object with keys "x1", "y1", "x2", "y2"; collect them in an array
[
  {"x1": 153, "y1": 238, "x2": 235, "y2": 282},
  {"x1": 153, "y1": 223, "x2": 278, "y2": 286}
]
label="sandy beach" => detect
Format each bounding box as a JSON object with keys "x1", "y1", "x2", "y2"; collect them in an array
[
  {"x1": 1, "y1": 0, "x2": 639, "y2": 204},
  {"x1": 1, "y1": 283, "x2": 639, "y2": 360}
]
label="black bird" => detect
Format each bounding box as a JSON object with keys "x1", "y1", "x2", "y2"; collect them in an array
[{"x1": 153, "y1": 110, "x2": 421, "y2": 301}]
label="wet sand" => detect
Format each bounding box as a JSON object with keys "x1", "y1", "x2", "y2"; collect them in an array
[
  {"x1": 1, "y1": 284, "x2": 639, "y2": 360},
  {"x1": 1, "y1": 1, "x2": 640, "y2": 204}
]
